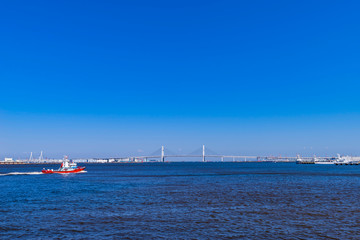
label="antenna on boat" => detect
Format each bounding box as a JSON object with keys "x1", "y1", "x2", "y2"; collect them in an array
[{"x1": 29, "y1": 152, "x2": 33, "y2": 162}]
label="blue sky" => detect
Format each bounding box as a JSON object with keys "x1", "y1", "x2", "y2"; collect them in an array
[{"x1": 1, "y1": 0, "x2": 360, "y2": 158}]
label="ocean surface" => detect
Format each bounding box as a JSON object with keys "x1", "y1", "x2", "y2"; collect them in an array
[{"x1": 0, "y1": 162, "x2": 360, "y2": 239}]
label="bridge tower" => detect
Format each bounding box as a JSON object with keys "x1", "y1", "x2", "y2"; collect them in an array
[
  {"x1": 161, "y1": 146, "x2": 165, "y2": 162},
  {"x1": 202, "y1": 145, "x2": 205, "y2": 162},
  {"x1": 39, "y1": 151, "x2": 43, "y2": 162}
]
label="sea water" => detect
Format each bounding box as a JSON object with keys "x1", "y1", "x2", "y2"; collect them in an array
[{"x1": 0, "y1": 162, "x2": 359, "y2": 239}]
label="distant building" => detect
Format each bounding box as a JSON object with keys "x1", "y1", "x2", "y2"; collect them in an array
[{"x1": 4, "y1": 158, "x2": 13, "y2": 162}]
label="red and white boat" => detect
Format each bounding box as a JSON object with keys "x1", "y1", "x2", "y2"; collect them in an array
[{"x1": 42, "y1": 157, "x2": 86, "y2": 174}]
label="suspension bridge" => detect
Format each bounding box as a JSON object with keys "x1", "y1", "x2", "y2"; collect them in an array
[
  {"x1": 8, "y1": 146, "x2": 331, "y2": 163},
  {"x1": 71, "y1": 145, "x2": 318, "y2": 163}
]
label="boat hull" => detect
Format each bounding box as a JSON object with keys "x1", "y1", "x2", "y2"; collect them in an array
[{"x1": 42, "y1": 167, "x2": 86, "y2": 174}]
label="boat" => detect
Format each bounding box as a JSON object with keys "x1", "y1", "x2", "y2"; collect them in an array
[
  {"x1": 314, "y1": 161, "x2": 335, "y2": 164},
  {"x1": 296, "y1": 155, "x2": 304, "y2": 164},
  {"x1": 334, "y1": 155, "x2": 360, "y2": 165},
  {"x1": 296, "y1": 155, "x2": 314, "y2": 164},
  {"x1": 42, "y1": 157, "x2": 85, "y2": 174},
  {"x1": 313, "y1": 156, "x2": 335, "y2": 164}
]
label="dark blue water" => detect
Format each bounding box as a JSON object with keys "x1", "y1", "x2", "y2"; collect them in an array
[{"x1": 1, "y1": 163, "x2": 360, "y2": 239}]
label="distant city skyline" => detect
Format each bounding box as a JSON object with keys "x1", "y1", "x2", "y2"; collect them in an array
[{"x1": 1, "y1": 1, "x2": 360, "y2": 158}]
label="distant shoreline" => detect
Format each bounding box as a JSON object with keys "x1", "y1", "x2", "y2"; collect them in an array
[{"x1": 1, "y1": 161, "x2": 294, "y2": 165}]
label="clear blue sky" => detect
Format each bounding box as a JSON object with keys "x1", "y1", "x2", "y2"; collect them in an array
[{"x1": 1, "y1": 0, "x2": 360, "y2": 158}]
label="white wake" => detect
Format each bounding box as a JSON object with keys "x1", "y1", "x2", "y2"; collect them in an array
[{"x1": 0, "y1": 172, "x2": 43, "y2": 176}]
